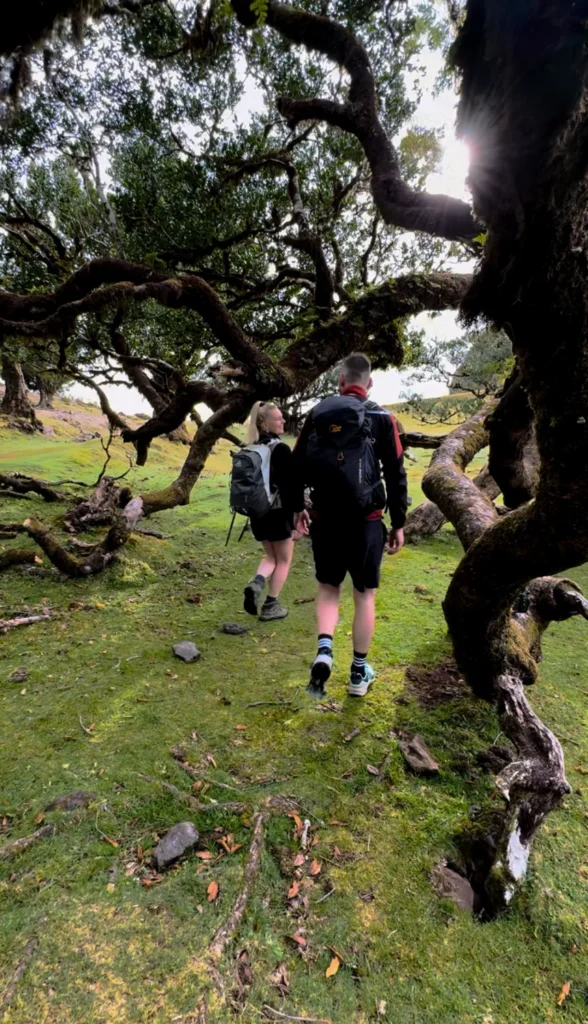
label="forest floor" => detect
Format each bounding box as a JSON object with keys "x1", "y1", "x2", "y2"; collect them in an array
[{"x1": 1, "y1": 400, "x2": 588, "y2": 1024}]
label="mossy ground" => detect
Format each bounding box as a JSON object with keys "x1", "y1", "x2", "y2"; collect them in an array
[{"x1": 1, "y1": 408, "x2": 588, "y2": 1023}]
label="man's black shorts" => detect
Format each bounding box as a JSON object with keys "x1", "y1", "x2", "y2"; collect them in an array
[{"x1": 310, "y1": 518, "x2": 387, "y2": 592}]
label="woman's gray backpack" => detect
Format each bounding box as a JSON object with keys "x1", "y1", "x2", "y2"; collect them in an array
[{"x1": 229, "y1": 440, "x2": 282, "y2": 518}]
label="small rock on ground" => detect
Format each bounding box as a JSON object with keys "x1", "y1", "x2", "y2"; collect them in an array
[
  {"x1": 221, "y1": 622, "x2": 249, "y2": 635},
  {"x1": 152, "y1": 822, "x2": 199, "y2": 870},
  {"x1": 9, "y1": 667, "x2": 28, "y2": 683},
  {"x1": 45, "y1": 790, "x2": 96, "y2": 812},
  {"x1": 398, "y1": 734, "x2": 439, "y2": 775},
  {"x1": 430, "y1": 860, "x2": 475, "y2": 912},
  {"x1": 172, "y1": 641, "x2": 201, "y2": 663}
]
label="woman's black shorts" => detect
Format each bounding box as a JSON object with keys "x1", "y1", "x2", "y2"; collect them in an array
[{"x1": 250, "y1": 509, "x2": 294, "y2": 543}]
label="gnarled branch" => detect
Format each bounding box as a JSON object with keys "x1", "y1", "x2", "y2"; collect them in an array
[{"x1": 230, "y1": 0, "x2": 478, "y2": 242}]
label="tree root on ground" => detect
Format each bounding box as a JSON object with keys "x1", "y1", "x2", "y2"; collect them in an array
[
  {"x1": 0, "y1": 548, "x2": 38, "y2": 571},
  {"x1": 0, "y1": 918, "x2": 47, "y2": 1016},
  {"x1": 0, "y1": 473, "x2": 69, "y2": 502},
  {"x1": 63, "y1": 476, "x2": 132, "y2": 534},
  {"x1": 0, "y1": 611, "x2": 52, "y2": 633},
  {"x1": 22, "y1": 496, "x2": 143, "y2": 577},
  {"x1": 195, "y1": 814, "x2": 265, "y2": 1018},
  {"x1": 0, "y1": 825, "x2": 55, "y2": 860}
]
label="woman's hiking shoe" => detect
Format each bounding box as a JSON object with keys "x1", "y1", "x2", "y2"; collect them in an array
[
  {"x1": 348, "y1": 663, "x2": 375, "y2": 697},
  {"x1": 259, "y1": 601, "x2": 288, "y2": 621},
  {"x1": 306, "y1": 652, "x2": 333, "y2": 698},
  {"x1": 243, "y1": 578, "x2": 263, "y2": 616}
]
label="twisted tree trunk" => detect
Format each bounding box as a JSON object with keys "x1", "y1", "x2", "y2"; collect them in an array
[
  {"x1": 36, "y1": 375, "x2": 58, "y2": 410},
  {"x1": 422, "y1": 412, "x2": 588, "y2": 911},
  {"x1": 1, "y1": 357, "x2": 41, "y2": 431},
  {"x1": 485, "y1": 367, "x2": 539, "y2": 508},
  {"x1": 405, "y1": 464, "x2": 499, "y2": 542}
]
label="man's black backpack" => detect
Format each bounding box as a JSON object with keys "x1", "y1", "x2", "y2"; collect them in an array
[{"x1": 305, "y1": 395, "x2": 385, "y2": 515}]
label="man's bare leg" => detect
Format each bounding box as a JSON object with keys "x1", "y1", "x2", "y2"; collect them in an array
[{"x1": 348, "y1": 587, "x2": 377, "y2": 697}]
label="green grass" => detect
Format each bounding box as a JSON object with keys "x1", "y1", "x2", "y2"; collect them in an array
[{"x1": 1, "y1": 417, "x2": 587, "y2": 1023}]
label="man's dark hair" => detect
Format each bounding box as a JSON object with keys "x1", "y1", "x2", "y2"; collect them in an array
[{"x1": 341, "y1": 352, "x2": 371, "y2": 385}]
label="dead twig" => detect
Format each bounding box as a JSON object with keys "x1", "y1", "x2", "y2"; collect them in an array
[
  {"x1": 0, "y1": 918, "x2": 47, "y2": 1014},
  {"x1": 315, "y1": 888, "x2": 335, "y2": 904},
  {"x1": 0, "y1": 825, "x2": 55, "y2": 860},
  {"x1": 136, "y1": 774, "x2": 246, "y2": 814},
  {"x1": 0, "y1": 612, "x2": 51, "y2": 634},
  {"x1": 244, "y1": 700, "x2": 293, "y2": 709},
  {"x1": 171, "y1": 748, "x2": 242, "y2": 793},
  {"x1": 78, "y1": 715, "x2": 95, "y2": 736},
  {"x1": 262, "y1": 1007, "x2": 332, "y2": 1023},
  {"x1": 208, "y1": 812, "x2": 264, "y2": 959}
]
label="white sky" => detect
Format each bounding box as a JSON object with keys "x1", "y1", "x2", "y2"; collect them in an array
[{"x1": 71, "y1": 32, "x2": 473, "y2": 416}]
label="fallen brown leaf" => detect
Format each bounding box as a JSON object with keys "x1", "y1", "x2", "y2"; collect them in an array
[
  {"x1": 309, "y1": 860, "x2": 322, "y2": 876},
  {"x1": 34, "y1": 812, "x2": 45, "y2": 825},
  {"x1": 288, "y1": 880, "x2": 300, "y2": 899},
  {"x1": 293, "y1": 852, "x2": 305, "y2": 868},
  {"x1": 269, "y1": 962, "x2": 290, "y2": 996},
  {"x1": 287, "y1": 811, "x2": 303, "y2": 834},
  {"x1": 557, "y1": 981, "x2": 571, "y2": 1006},
  {"x1": 366, "y1": 764, "x2": 381, "y2": 776},
  {"x1": 290, "y1": 931, "x2": 307, "y2": 948},
  {"x1": 207, "y1": 880, "x2": 219, "y2": 902},
  {"x1": 235, "y1": 724, "x2": 247, "y2": 731},
  {"x1": 196, "y1": 850, "x2": 214, "y2": 860},
  {"x1": 219, "y1": 835, "x2": 243, "y2": 855},
  {"x1": 325, "y1": 956, "x2": 340, "y2": 978}
]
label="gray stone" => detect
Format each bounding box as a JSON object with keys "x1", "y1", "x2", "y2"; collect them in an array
[
  {"x1": 45, "y1": 790, "x2": 96, "y2": 812},
  {"x1": 9, "y1": 667, "x2": 28, "y2": 683},
  {"x1": 221, "y1": 622, "x2": 249, "y2": 635},
  {"x1": 152, "y1": 822, "x2": 199, "y2": 870},
  {"x1": 430, "y1": 860, "x2": 475, "y2": 912},
  {"x1": 398, "y1": 734, "x2": 439, "y2": 775},
  {"x1": 173, "y1": 641, "x2": 201, "y2": 663}
]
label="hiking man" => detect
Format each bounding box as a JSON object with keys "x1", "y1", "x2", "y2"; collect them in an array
[{"x1": 292, "y1": 352, "x2": 407, "y2": 698}]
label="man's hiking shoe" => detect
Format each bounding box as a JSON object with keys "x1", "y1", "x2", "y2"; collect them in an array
[
  {"x1": 348, "y1": 663, "x2": 376, "y2": 697},
  {"x1": 244, "y1": 578, "x2": 263, "y2": 616},
  {"x1": 259, "y1": 602, "x2": 288, "y2": 621},
  {"x1": 306, "y1": 652, "x2": 333, "y2": 699}
]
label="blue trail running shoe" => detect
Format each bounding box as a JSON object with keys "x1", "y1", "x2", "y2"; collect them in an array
[{"x1": 348, "y1": 663, "x2": 376, "y2": 697}]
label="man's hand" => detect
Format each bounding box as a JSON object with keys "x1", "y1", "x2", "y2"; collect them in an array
[
  {"x1": 387, "y1": 527, "x2": 404, "y2": 554},
  {"x1": 294, "y1": 510, "x2": 310, "y2": 536}
]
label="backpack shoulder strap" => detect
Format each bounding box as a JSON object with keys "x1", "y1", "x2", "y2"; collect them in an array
[{"x1": 363, "y1": 399, "x2": 390, "y2": 416}]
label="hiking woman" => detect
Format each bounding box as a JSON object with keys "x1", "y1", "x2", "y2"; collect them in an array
[{"x1": 243, "y1": 401, "x2": 296, "y2": 621}]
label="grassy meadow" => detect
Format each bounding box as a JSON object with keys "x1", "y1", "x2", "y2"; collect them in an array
[{"x1": 0, "y1": 400, "x2": 587, "y2": 1023}]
